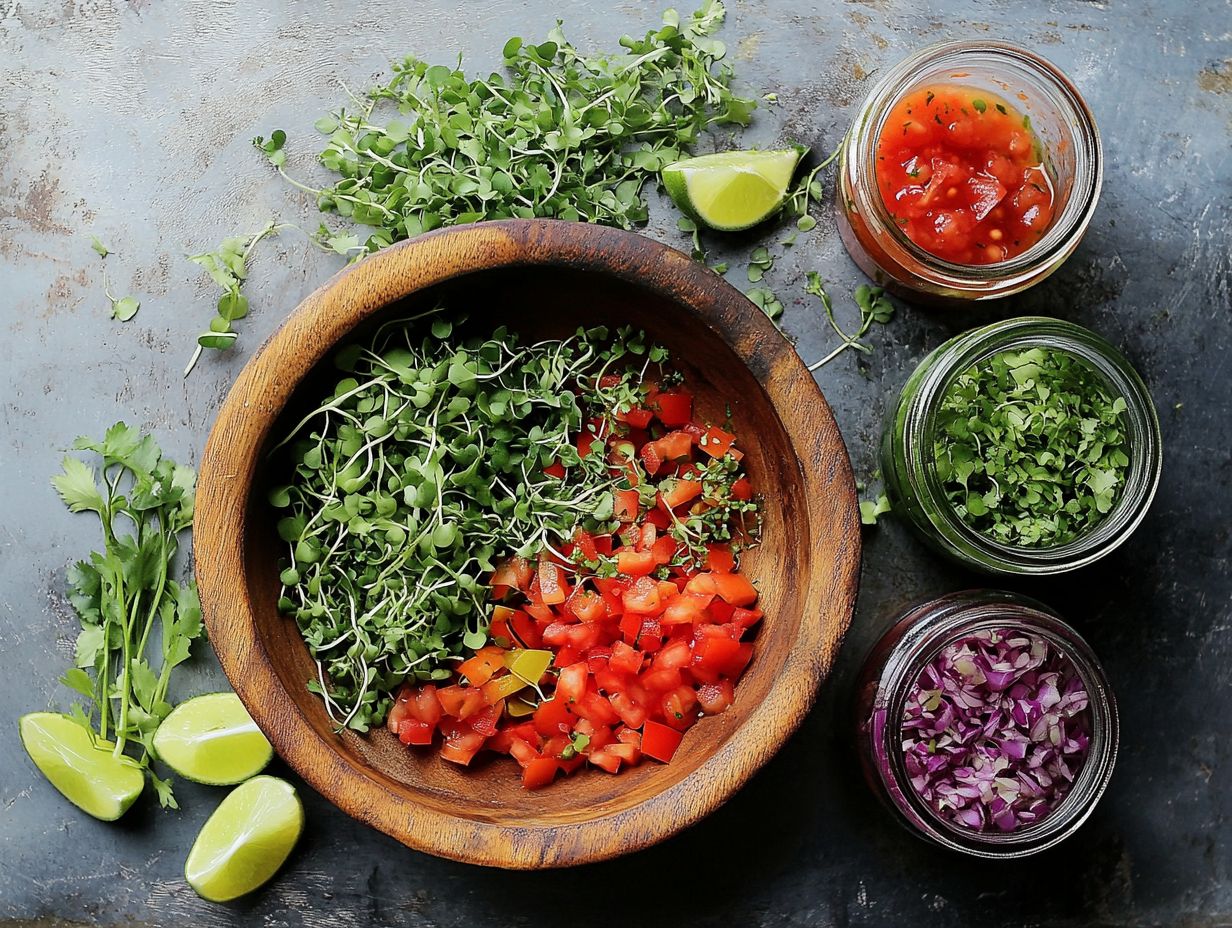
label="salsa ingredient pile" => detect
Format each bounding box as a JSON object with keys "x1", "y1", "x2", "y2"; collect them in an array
[{"x1": 273, "y1": 313, "x2": 762, "y2": 786}]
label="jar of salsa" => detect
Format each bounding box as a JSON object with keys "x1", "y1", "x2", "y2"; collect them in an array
[{"x1": 837, "y1": 42, "x2": 1103, "y2": 304}]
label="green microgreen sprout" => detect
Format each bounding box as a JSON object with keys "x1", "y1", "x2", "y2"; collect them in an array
[
  {"x1": 183, "y1": 221, "x2": 292, "y2": 377},
  {"x1": 746, "y1": 286, "x2": 784, "y2": 321},
  {"x1": 804, "y1": 275, "x2": 896, "y2": 370},
  {"x1": 92, "y1": 237, "x2": 139, "y2": 322},
  {"x1": 746, "y1": 246, "x2": 773, "y2": 283},
  {"x1": 860, "y1": 494, "x2": 891, "y2": 525}
]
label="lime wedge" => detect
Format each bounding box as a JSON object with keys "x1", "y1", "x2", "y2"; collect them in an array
[
  {"x1": 19, "y1": 712, "x2": 145, "y2": 821},
  {"x1": 662, "y1": 147, "x2": 807, "y2": 231},
  {"x1": 185, "y1": 776, "x2": 303, "y2": 902},
  {"x1": 153, "y1": 692, "x2": 272, "y2": 786}
]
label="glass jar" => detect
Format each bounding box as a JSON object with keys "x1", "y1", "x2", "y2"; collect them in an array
[
  {"x1": 855, "y1": 590, "x2": 1119, "y2": 858},
  {"x1": 882, "y1": 316, "x2": 1162, "y2": 575},
  {"x1": 836, "y1": 41, "x2": 1103, "y2": 304}
]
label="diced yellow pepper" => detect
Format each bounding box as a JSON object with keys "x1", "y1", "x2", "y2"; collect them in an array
[{"x1": 503, "y1": 649, "x2": 553, "y2": 686}]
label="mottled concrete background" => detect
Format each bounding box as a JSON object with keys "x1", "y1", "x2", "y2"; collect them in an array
[{"x1": 1, "y1": 0, "x2": 1229, "y2": 925}]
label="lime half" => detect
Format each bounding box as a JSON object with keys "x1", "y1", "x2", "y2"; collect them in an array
[
  {"x1": 154, "y1": 692, "x2": 273, "y2": 786},
  {"x1": 185, "y1": 775, "x2": 303, "y2": 902},
  {"x1": 662, "y1": 147, "x2": 807, "y2": 231},
  {"x1": 19, "y1": 712, "x2": 145, "y2": 821}
]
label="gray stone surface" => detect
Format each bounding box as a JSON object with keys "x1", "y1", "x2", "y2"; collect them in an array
[{"x1": 1, "y1": 0, "x2": 1229, "y2": 925}]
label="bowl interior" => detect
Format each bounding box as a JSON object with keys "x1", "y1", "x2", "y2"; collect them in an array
[{"x1": 245, "y1": 263, "x2": 815, "y2": 826}]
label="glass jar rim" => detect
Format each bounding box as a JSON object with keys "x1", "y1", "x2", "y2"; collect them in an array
[
  {"x1": 847, "y1": 40, "x2": 1103, "y2": 285},
  {"x1": 903, "y1": 316, "x2": 1163, "y2": 574},
  {"x1": 872, "y1": 591, "x2": 1119, "y2": 857}
]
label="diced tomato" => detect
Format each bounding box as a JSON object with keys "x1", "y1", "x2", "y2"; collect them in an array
[
  {"x1": 711, "y1": 572, "x2": 758, "y2": 606},
  {"x1": 556, "y1": 662, "x2": 589, "y2": 705},
  {"x1": 659, "y1": 478, "x2": 704, "y2": 510},
  {"x1": 622, "y1": 576, "x2": 663, "y2": 615},
  {"x1": 660, "y1": 592, "x2": 711, "y2": 625},
  {"x1": 553, "y1": 644, "x2": 581, "y2": 668},
  {"x1": 533, "y1": 697, "x2": 574, "y2": 737},
  {"x1": 525, "y1": 601, "x2": 554, "y2": 624},
  {"x1": 705, "y1": 544, "x2": 735, "y2": 573},
  {"x1": 593, "y1": 534, "x2": 614, "y2": 555},
  {"x1": 650, "y1": 534, "x2": 677, "y2": 565},
  {"x1": 661, "y1": 685, "x2": 698, "y2": 730},
  {"x1": 490, "y1": 555, "x2": 533, "y2": 595},
  {"x1": 610, "y1": 640, "x2": 643, "y2": 675},
  {"x1": 652, "y1": 638, "x2": 693, "y2": 672},
  {"x1": 656, "y1": 430, "x2": 694, "y2": 461},
  {"x1": 637, "y1": 619, "x2": 663, "y2": 651},
  {"x1": 725, "y1": 642, "x2": 754, "y2": 677},
  {"x1": 640, "y1": 667, "x2": 683, "y2": 694},
  {"x1": 405, "y1": 685, "x2": 442, "y2": 726},
  {"x1": 588, "y1": 748, "x2": 622, "y2": 774},
  {"x1": 692, "y1": 635, "x2": 742, "y2": 674},
  {"x1": 699, "y1": 425, "x2": 736, "y2": 458},
  {"x1": 457, "y1": 646, "x2": 505, "y2": 686},
  {"x1": 567, "y1": 588, "x2": 605, "y2": 622},
  {"x1": 397, "y1": 719, "x2": 434, "y2": 745},
  {"x1": 522, "y1": 756, "x2": 559, "y2": 790},
  {"x1": 572, "y1": 529, "x2": 600, "y2": 563},
  {"x1": 439, "y1": 720, "x2": 487, "y2": 766},
  {"x1": 537, "y1": 559, "x2": 570, "y2": 605},
  {"x1": 468, "y1": 702, "x2": 503, "y2": 737},
  {"x1": 506, "y1": 609, "x2": 542, "y2": 649},
  {"x1": 543, "y1": 460, "x2": 566, "y2": 479},
  {"x1": 616, "y1": 549, "x2": 656, "y2": 578},
  {"x1": 642, "y1": 720, "x2": 684, "y2": 763},
  {"x1": 586, "y1": 646, "x2": 613, "y2": 673},
  {"x1": 636, "y1": 522, "x2": 657, "y2": 551},
  {"x1": 697, "y1": 678, "x2": 736, "y2": 715},
  {"x1": 616, "y1": 405, "x2": 654, "y2": 429},
  {"x1": 707, "y1": 598, "x2": 736, "y2": 623},
  {"x1": 731, "y1": 606, "x2": 763, "y2": 629},
  {"x1": 437, "y1": 684, "x2": 485, "y2": 720},
  {"x1": 609, "y1": 690, "x2": 648, "y2": 728},
  {"x1": 685, "y1": 573, "x2": 717, "y2": 597},
  {"x1": 640, "y1": 440, "x2": 663, "y2": 476},
  {"x1": 606, "y1": 741, "x2": 641, "y2": 765},
  {"x1": 654, "y1": 390, "x2": 693, "y2": 427},
  {"x1": 731, "y1": 476, "x2": 754, "y2": 501},
  {"x1": 575, "y1": 691, "x2": 620, "y2": 726}
]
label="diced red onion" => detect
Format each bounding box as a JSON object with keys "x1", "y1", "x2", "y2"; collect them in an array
[{"x1": 901, "y1": 627, "x2": 1092, "y2": 833}]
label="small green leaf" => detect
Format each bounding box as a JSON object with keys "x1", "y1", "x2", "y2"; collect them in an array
[
  {"x1": 90, "y1": 236, "x2": 110, "y2": 258},
  {"x1": 110, "y1": 296, "x2": 140, "y2": 322}
]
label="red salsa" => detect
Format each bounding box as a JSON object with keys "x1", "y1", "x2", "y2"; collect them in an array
[{"x1": 875, "y1": 85, "x2": 1054, "y2": 265}]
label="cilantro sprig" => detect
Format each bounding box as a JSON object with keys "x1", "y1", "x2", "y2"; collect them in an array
[
  {"x1": 933, "y1": 347, "x2": 1132, "y2": 547},
  {"x1": 51, "y1": 423, "x2": 203, "y2": 808},
  {"x1": 258, "y1": 2, "x2": 754, "y2": 254}
]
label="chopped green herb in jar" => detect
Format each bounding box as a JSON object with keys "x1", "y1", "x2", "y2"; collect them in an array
[{"x1": 932, "y1": 347, "x2": 1131, "y2": 547}]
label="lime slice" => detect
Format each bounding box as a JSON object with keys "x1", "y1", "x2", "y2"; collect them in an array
[
  {"x1": 19, "y1": 712, "x2": 145, "y2": 821},
  {"x1": 153, "y1": 692, "x2": 273, "y2": 786},
  {"x1": 185, "y1": 775, "x2": 303, "y2": 902},
  {"x1": 662, "y1": 147, "x2": 807, "y2": 231}
]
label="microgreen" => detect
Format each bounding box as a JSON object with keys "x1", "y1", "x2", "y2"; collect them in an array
[
  {"x1": 804, "y1": 276, "x2": 896, "y2": 370},
  {"x1": 787, "y1": 137, "x2": 843, "y2": 233},
  {"x1": 746, "y1": 286, "x2": 784, "y2": 321},
  {"x1": 94, "y1": 241, "x2": 140, "y2": 322},
  {"x1": 259, "y1": 2, "x2": 754, "y2": 254},
  {"x1": 91, "y1": 236, "x2": 110, "y2": 259},
  {"x1": 746, "y1": 246, "x2": 773, "y2": 283},
  {"x1": 51, "y1": 423, "x2": 202, "y2": 808},
  {"x1": 933, "y1": 348, "x2": 1131, "y2": 547},
  {"x1": 860, "y1": 494, "x2": 891, "y2": 526},
  {"x1": 183, "y1": 221, "x2": 289, "y2": 377}
]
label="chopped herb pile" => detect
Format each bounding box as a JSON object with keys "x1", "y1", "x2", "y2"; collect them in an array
[
  {"x1": 51, "y1": 423, "x2": 203, "y2": 808},
  {"x1": 933, "y1": 347, "x2": 1131, "y2": 547},
  {"x1": 270, "y1": 315, "x2": 674, "y2": 731},
  {"x1": 258, "y1": 1, "x2": 754, "y2": 255}
]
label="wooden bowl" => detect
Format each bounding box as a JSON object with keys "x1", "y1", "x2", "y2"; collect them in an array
[{"x1": 195, "y1": 220, "x2": 860, "y2": 869}]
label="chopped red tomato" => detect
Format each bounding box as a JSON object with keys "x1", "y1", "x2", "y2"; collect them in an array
[
  {"x1": 654, "y1": 390, "x2": 693, "y2": 427},
  {"x1": 641, "y1": 720, "x2": 684, "y2": 763}
]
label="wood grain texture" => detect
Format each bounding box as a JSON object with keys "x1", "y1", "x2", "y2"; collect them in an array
[{"x1": 194, "y1": 219, "x2": 861, "y2": 869}]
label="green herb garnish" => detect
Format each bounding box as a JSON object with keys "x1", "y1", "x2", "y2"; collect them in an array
[
  {"x1": 261, "y1": 2, "x2": 754, "y2": 255},
  {"x1": 183, "y1": 222, "x2": 289, "y2": 377},
  {"x1": 972, "y1": 98, "x2": 987, "y2": 114},
  {"x1": 746, "y1": 246, "x2": 773, "y2": 283},
  {"x1": 746, "y1": 286, "x2": 784, "y2": 321},
  {"x1": 933, "y1": 347, "x2": 1132, "y2": 547},
  {"x1": 804, "y1": 276, "x2": 896, "y2": 370},
  {"x1": 51, "y1": 423, "x2": 203, "y2": 808},
  {"x1": 860, "y1": 494, "x2": 891, "y2": 526}
]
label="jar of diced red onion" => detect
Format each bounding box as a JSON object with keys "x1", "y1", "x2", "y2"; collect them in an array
[{"x1": 855, "y1": 590, "x2": 1118, "y2": 857}]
